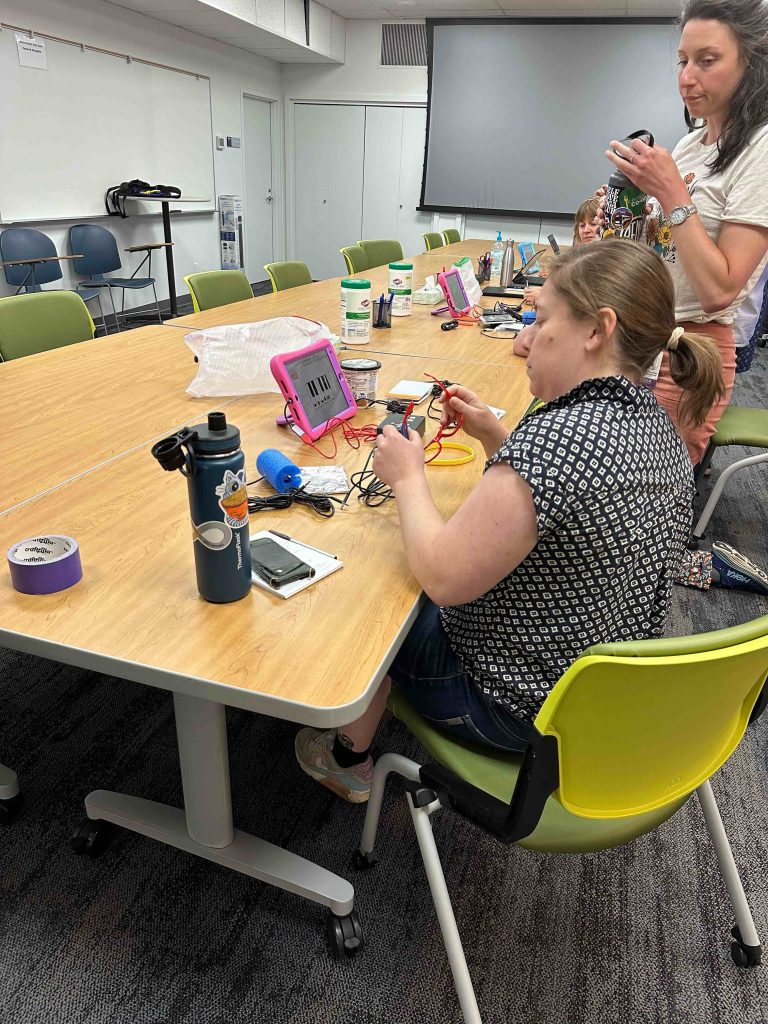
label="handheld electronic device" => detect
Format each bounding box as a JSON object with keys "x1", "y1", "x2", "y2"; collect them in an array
[
  {"x1": 250, "y1": 537, "x2": 315, "y2": 589},
  {"x1": 517, "y1": 242, "x2": 540, "y2": 275},
  {"x1": 270, "y1": 338, "x2": 358, "y2": 442},
  {"x1": 437, "y1": 268, "x2": 473, "y2": 317},
  {"x1": 547, "y1": 234, "x2": 561, "y2": 254},
  {"x1": 479, "y1": 312, "x2": 517, "y2": 326}
]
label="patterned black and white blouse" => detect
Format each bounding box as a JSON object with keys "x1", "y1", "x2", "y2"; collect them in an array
[{"x1": 440, "y1": 376, "x2": 694, "y2": 722}]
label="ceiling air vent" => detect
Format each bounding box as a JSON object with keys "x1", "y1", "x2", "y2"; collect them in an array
[{"x1": 381, "y1": 23, "x2": 427, "y2": 67}]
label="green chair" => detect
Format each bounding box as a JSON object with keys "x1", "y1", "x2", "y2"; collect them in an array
[
  {"x1": 263, "y1": 261, "x2": 313, "y2": 293},
  {"x1": 692, "y1": 405, "x2": 768, "y2": 539},
  {"x1": 423, "y1": 232, "x2": 444, "y2": 251},
  {"x1": 340, "y1": 246, "x2": 369, "y2": 275},
  {"x1": 442, "y1": 228, "x2": 461, "y2": 245},
  {"x1": 0, "y1": 291, "x2": 95, "y2": 361},
  {"x1": 357, "y1": 240, "x2": 403, "y2": 269},
  {"x1": 184, "y1": 270, "x2": 253, "y2": 313},
  {"x1": 357, "y1": 617, "x2": 768, "y2": 1023}
]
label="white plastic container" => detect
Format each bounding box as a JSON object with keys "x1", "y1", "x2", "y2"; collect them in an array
[
  {"x1": 340, "y1": 278, "x2": 371, "y2": 343},
  {"x1": 388, "y1": 262, "x2": 413, "y2": 317},
  {"x1": 340, "y1": 357, "x2": 382, "y2": 406}
]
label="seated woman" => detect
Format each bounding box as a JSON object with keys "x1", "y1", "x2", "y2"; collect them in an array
[{"x1": 295, "y1": 239, "x2": 724, "y2": 804}]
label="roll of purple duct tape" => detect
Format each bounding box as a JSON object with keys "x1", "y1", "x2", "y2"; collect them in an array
[{"x1": 7, "y1": 535, "x2": 83, "y2": 595}]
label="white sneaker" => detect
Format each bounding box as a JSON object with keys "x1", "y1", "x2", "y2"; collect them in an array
[{"x1": 294, "y1": 728, "x2": 373, "y2": 804}]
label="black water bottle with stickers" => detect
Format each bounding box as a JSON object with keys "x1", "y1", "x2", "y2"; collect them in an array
[
  {"x1": 151, "y1": 411, "x2": 252, "y2": 603},
  {"x1": 603, "y1": 130, "x2": 654, "y2": 241}
]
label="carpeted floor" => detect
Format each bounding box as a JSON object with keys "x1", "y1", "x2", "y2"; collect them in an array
[{"x1": 1, "y1": 349, "x2": 767, "y2": 1024}]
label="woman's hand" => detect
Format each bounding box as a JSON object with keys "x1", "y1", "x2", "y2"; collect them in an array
[
  {"x1": 605, "y1": 138, "x2": 690, "y2": 213},
  {"x1": 523, "y1": 285, "x2": 541, "y2": 306},
  {"x1": 440, "y1": 385, "x2": 508, "y2": 457},
  {"x1": 373, "y1": 426, "x2": 426, "y2": 490}
]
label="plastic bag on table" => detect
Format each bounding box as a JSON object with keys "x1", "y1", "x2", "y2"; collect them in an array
[{"x1": 184, "y1": 316, "x2": 334, "y2": 397}]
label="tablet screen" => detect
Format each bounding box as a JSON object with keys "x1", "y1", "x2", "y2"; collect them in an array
[
  {"x1": 444, "y1": 272, "x2": 467, "y2": 311},
  {"x1": 286, "y1": 346, "x2": 351, "y2": 429}
]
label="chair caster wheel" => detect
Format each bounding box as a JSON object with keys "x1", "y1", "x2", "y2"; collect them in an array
[
  {"x1": 731, "y1": 925, "x2": 762, "y2": 968},
  {"x1": 326, "y1": 909, "x2": 364, "y2": 959},
  {"x1": 351, "y1": 849, "x2": 378, "y2": 871},
  {"x1": 71, "y1": 818, "x2": 116, "y2": 858},
  {"x1": 0, "y1": 793, "x2": 23, "y2": 826}
]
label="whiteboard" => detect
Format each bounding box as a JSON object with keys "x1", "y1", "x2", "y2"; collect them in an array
[{"x1": 0, "y1": 31, "x2": 215, "y2": 222}]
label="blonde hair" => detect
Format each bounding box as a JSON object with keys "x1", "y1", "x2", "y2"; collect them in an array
[
  {"x1": 548, "y1": 239, "x2": 725, "y2": 427},
  {"x1": 572, "y1": 197, "x2": 600, "y2": 247}
]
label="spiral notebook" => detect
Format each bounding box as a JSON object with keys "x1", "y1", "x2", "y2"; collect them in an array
[{"x1": 250, "y1": 530, "x2": 343, "y2": 600}]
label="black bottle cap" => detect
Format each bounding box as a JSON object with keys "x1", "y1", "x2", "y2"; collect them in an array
[{"x1": 208, "y1": 411, "x2": 227, "y2": 432}]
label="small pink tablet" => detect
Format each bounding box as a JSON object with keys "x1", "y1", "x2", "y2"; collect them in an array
[
  {"x1": 270, "y1": 338, "x2": 358, "y2": 441},
  {"x1": 437, "y1": 268, "x2": 472, "y2": 317}
]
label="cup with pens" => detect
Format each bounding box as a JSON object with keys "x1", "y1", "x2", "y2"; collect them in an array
[
  {"x1": 476, "y1": 251, "x2": 492, "y2": 283},
  {"x1": 373, "y1": 291, "x2": 394, "y2": 328}
]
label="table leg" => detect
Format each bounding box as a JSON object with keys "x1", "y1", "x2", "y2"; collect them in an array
[
  {"x1": 161, "y1": 201, "x2": 178, "y2": 318},
  {"x1": 82, "y1": 692, "x2": 355, "y2": 916}
]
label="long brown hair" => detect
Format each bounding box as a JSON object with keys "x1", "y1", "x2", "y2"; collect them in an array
[
  {"x1": 548, "y1": 239, "x2": 725, "y2": 427},
  {"x1": 572, "y1": 197, "x2": 599, "y2": 247},
  {"x1": 680, "y1": 0, "x2": 768, "y2": 173}
]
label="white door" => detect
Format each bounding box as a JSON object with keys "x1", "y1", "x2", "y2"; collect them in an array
[
  {"x1": 293, "y1": 103, "x2": 365, "y2": 281},
  {"x1": 396, "y1": 107, "x2": 431, "y2": 254},
  {"x1": 243, "y1": 96, "x2": 274, "y2": 282}
]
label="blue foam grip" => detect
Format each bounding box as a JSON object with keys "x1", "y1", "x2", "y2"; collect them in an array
[{"x1": 256, "y1": 448, "x2": 302, "y2": 494}]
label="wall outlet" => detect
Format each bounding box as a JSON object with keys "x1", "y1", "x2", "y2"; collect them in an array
[{"x1": 215, "y1": 135, "x2": 225, "y2": 150}]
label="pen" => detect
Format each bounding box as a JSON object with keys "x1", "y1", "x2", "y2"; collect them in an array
[{"x1": 268, "y1": 530, "x2": 338, "y2": 561}]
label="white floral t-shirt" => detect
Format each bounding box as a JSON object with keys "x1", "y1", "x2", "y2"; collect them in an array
[{"x1": 646, "y1": 123, "x2": 768, "y2": 324}]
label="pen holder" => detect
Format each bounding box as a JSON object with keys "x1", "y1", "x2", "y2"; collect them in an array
[
  {"x1": 372, "y1": 298, "x2": 392, "y2": 329},
  {"x1": 476, "y1": 258, "x2": 490, "y2": 284},
  {"x1": 374, "y1": 296, "x2": 393, "y2": 327}
]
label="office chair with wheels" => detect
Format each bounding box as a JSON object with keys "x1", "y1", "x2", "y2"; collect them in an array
[
  {"x1": 0, "y1": 227, "x2": 107, "y2": 333},
  {"x1": 340, "y1": 246, "x2": 369, "y2": 275},
  {"x1": 0, "y1": 291, "x2": 95, "y2": 361},
  {"x1": 423, "y1": 232, "x2": 444, "y2": 251},
  {"x1": 69, "y1": 224, "x2": 162, "y2": 332},
  {"x1": 184, "y1": 270, "x2": 253, "y2": 312},
  {"x1": 442, "y1": 229, "x2": 462, "y2": 245},
  {"x1": 692, "y1": 405, "x2": 768, "y2": 539},
  {"x1": 358, "y1": 239, "x2": 404, "y2": 268},
  {"x1": 263, "y1": 261, "x2": 313, "y2": 292},
  {"x1": 357, "y1": 616, "x2": 768, "y2": 1024}
]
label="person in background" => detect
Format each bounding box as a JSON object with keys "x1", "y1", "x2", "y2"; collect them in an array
[
  {"x1": 515, "y1": 197, "x2": 601, "y2": 356},
  {"x1": 603, "y1": 0, "x2": 768, "y2": 465},
  {"x1": 294, "y1": 240, "x2": 721, "y2": 804}
]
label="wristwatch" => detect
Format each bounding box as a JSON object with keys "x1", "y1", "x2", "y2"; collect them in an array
[{"x1": 668, "y1": 203, "x2": 698, "y2": 226}]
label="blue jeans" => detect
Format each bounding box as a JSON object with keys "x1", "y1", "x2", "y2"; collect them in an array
[{"x1": 388, "y1": 600, "x2": 531, "y2": 753}]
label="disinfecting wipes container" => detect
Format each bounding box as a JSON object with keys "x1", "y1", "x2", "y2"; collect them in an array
[
  {"x1": 340, "y1": 278, "x2": 371, "y2": 343},
  {"x1": 388, "y1": 262, "x2": 413, "y2": 316}
]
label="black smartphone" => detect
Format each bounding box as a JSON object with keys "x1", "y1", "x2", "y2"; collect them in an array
[
  {"x1": 250, "y1": 538, "x2": 315, "y2": 588},
  {"x1": 547, "y1": 234, "x2": 561, "y2": 254}
]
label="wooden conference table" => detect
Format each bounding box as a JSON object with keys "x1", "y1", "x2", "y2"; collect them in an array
[
  {"x1": 168, "y1": 238, "x2": 547, "y2": 366},
  {"x1": 0, "y1": 241, "x2": 532, "y2": 945}
]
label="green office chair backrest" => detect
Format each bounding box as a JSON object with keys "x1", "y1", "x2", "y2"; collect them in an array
[
  {"x1": 340, "y1": 246, "x2": 369, "y2": 275},
  {"x1": 264, "y1": 261, "x2": 312, "y2": 293},
  {"x1": 0, "y1": 291, "x2": 95, "y2": 361},
  {"x1": 423, "y1": 233, "x2": 444, "y2": 251},
  {"x1": 535, "y1": 615, "x2": 768, "y2": 820},
  {"x1": 442, "y1": 228, "x2": 461, "y2": 245},
  {"x1": 184, "y1": 270, "x2": 253, "y2": 313},
  {"x1": 358, "y1": 239, "x2": 404, "y2": 269}
]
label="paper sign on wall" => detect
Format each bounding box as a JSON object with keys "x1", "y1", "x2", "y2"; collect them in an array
[{"x1": 16, "y1": 34, "x2": 48, "y2": 70}]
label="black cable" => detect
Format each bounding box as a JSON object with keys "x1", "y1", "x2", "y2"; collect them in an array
[
  {"x1": 246, "y1": 477, "x2": 336, "y2": 518},
  {"x1": 345, "y1": 448, "x2": 394, "y2": 507}
]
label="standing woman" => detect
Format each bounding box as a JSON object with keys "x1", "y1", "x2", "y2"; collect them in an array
[{"x1": 605, "y1": 0, "x2": 768, "y2": 464}]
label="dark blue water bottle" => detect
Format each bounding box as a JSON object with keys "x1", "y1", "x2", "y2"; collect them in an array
[{"x1": 152, "y1": 411, "x2": 251, "y2": 603}]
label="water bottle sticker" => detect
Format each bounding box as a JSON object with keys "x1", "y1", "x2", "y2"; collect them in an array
[
  {"x1": 192, "y1": 520, "x2": 233, "y2": 550},
  {"x1": 215, "y1": 469, "x2": 249, "y2": 528}
]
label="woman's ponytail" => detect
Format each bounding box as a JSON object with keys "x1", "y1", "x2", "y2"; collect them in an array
[{"x1": 668, "y1": 331, "x2": 726, "y2": 428}]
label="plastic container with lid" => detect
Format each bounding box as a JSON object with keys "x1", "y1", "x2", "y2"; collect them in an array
[
  {"x1": 339, "y1": 357, "x2": 382, "y2": 406},
  {"x1": 388, "y1": 261, "x2": 413, "y2": 316},
  {"x1": 340, "y1": 278, "x2": 371, "y2": 343}
]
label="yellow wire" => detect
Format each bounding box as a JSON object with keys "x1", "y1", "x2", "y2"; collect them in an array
[{"x1": 424, "y1": 441, "x2": 475, "y2": 466}]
